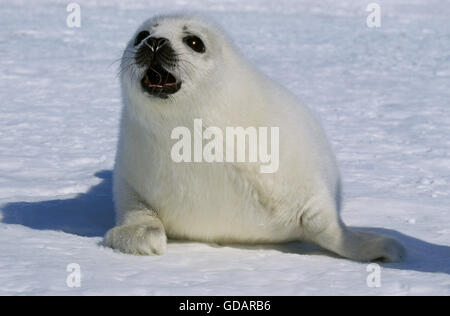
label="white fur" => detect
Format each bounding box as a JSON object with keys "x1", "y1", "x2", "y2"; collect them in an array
[{"x1": 104, "y1": 14, "x2": 405, "y2": 261}]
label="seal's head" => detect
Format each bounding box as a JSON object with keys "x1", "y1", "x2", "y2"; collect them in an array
[{"x1": 121, "y1": 14, "x2": 230, "y2": 101}]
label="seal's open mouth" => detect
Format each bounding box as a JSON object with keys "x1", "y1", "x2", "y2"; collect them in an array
[{"x1": 141, "y1": 63, "x2": 181, "y2": 99}]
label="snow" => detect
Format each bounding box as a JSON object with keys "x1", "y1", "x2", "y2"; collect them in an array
[{"x1": 0, "y1": 0, "x2": 449, "y2": 295}]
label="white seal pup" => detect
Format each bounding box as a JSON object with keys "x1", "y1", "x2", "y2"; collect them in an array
[{"x1": 104, "y1": 14, "x2": 405, "y2": 261}]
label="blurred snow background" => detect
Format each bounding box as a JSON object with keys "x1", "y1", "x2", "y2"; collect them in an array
[{"x1": 0, "y1": 0, "x2": 449, "y2": 295}]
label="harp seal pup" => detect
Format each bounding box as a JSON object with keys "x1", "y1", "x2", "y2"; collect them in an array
[{"x1": 104, "y1": 14, "x2": 405, "y2": 262}]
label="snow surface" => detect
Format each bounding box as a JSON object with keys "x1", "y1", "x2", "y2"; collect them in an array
[{"x1": 0, "y1": 0, "x2": 449, "y2": 296}]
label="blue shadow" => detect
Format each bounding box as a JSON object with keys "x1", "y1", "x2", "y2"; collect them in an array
[
  {"x1": 0, "y1": 170, "x2": 115, "y2": 237},
  {"x1": 1, "y1": 170, "x2": 448, "y2": 275}
]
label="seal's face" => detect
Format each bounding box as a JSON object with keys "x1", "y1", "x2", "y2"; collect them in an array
[{"x1": 122, "y1": 16, "x2": 219, "y2": 100}]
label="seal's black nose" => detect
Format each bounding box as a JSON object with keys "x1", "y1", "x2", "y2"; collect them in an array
[
  {"x1": 135, "y1": 36, "x2": 176, "y2": 68},
  {"x1": 144, "y1": 37, "x2": 168, "y2": 52}
]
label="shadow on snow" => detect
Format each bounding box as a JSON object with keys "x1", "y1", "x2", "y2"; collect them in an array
[{"x1": 1, "y1": 169, "x2": 448, "y2": 275}]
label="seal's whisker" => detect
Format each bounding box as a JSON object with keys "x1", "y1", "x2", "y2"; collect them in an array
[
  {"x1": 176, "y1": 63, "x2": 194, "y2": 82},
  {"x1": 117, "y1": 62, "x2": 138, "y2": 78},
  {"x1": 176, "y1": 57, "x2": 196, "y2": 69},
  {"x1": 149, "y1": 66, "x2": 163, "y2": 83}
]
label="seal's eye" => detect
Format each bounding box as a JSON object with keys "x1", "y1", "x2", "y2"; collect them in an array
[
  {"x1": 134, "y1": 31, "x2": 150, "y2": 46},
  {"x1": 183, "y1": 35, "x2": 205, "y2": 53}
]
